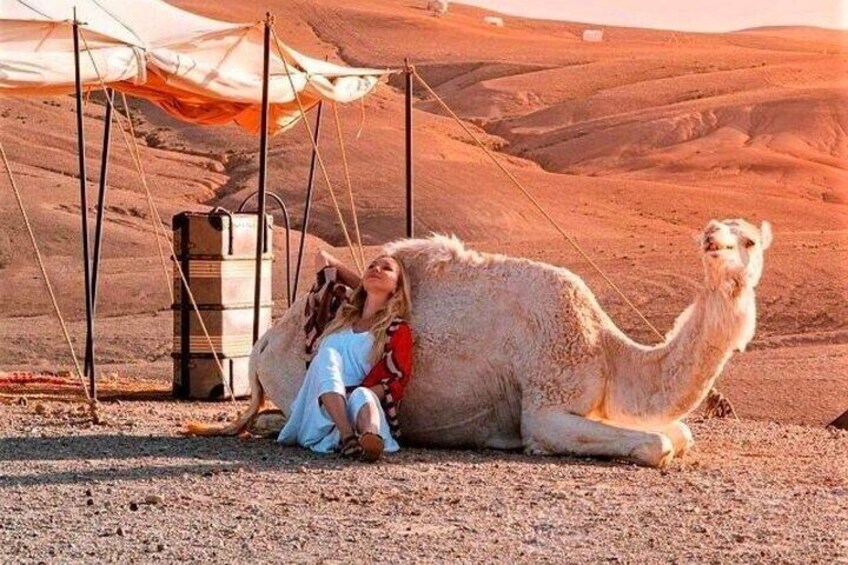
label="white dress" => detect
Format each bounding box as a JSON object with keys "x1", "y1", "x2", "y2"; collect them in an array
[{"x1": 277, "y1": 327, "x2": 400, "y2": 454}]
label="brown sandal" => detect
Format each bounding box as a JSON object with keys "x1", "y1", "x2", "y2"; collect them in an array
[
  {"x1": 358, "y1": 432, "x2": 384, "y2": 463},
  {"x1": 339, "y1": 434, "x2": 362, "y2": 458}
]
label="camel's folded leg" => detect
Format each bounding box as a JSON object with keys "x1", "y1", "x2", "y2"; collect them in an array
[
  {"x1": 604, "y1": 420, "x2": 693, "y2": 458},
  {"x1": 661, "y1": 420, "x2": 694, "y2": 458},
  {"x1": 522, "y1": 408, "x2": 675, "y2": 468}
]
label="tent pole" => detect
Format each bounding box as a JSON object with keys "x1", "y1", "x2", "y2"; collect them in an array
[
  {"x1": 84, "y1": 88, "x2": 113, "y2": 380},
  {"x1": 404, "y1": 58, "x2": 414, "y2": 238},
  {"x1": 291, "y1": 101, "x2": 324, "y2": 299},
  {"x1": 253, "y1": 14, "x2": 273, "y2": 344},
  {"x1": 73, "y1": 12, "x2": 97, "y2": 398}
]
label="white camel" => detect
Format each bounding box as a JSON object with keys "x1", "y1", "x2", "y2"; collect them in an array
[{"x1": 191, "y1": 218, "x2": 772, "y2": 468}]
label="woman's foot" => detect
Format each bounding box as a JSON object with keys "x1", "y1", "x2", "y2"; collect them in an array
[{"x1": 358, "y1": 432, "x2": 384, "y2": 463}]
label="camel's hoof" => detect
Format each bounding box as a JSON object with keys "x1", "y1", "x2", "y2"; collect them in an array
[
  {"x1": 630, "y1": 434, "x2": 675, "y2": 468},
  {"x1": 522, "y1": 440, "x2": 551, "y2": 456},
  {"x1": 670, "y1": 422, "x2": 695, "y2": 458},
  {"x1": 676, "y1": 437, "x2": 695, "y2": 459}
]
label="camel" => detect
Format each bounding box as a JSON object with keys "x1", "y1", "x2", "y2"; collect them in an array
[{"x1": 189, "y1": 218, "x2": 772, "y2": 468}]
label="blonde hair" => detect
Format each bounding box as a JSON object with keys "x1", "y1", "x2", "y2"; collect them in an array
[{"x1": 320, "y1": 255, "x2": 412, "y2": 365}]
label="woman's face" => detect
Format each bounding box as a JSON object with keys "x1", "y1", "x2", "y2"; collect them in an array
[{"x1": 362, "y1": 256, "x2": 400, "y2": 297}]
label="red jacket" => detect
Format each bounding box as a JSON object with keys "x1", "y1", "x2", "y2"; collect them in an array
[{"x1": 360, "y1": 319, "x2": 413, "y2": 436}]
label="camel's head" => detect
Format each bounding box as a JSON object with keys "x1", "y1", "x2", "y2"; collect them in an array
[{"x1": 700, "y1": 219, "x2": 772, "y2": 294}]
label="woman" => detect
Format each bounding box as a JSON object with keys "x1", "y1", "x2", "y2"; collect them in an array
[{"x1": 278, "y1": 252, "x2": 413, "y2": 462}]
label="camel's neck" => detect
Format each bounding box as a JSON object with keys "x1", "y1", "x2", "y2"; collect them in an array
[{"x1": 607, "y1": 285, "x2": 756, "y2": 424}]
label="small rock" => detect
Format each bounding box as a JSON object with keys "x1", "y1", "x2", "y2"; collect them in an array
[
  {"x1": 129, "y1": 502, "x2": 139, "y2": 512},
  {"x1": 86, "y1": 498, "x2": 94, "y2": 506},
  {"x1": 144, "y1": 494, "x2": 164, "y2": 505},
  {"x1": 34, "y1": 403, "x2": 47, "y2": 415},
  {"x1": 16, "y1": 397, "x2": 28, "y2": 407},
  {"x1": 116, "y1": 526, "x2": 126, "y2": 536},
  {"x1": 85, "y1": 488, "x2": 93, "y2": 497}
]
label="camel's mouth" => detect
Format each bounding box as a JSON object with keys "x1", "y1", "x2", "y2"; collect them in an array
[{"x1": 703, "y1": 239, "x2": 733, "y2": 253}]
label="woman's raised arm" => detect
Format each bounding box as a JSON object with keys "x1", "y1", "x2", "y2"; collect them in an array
[{"x1": 316, "y1": 249, "x2": 361, "y2": 288}]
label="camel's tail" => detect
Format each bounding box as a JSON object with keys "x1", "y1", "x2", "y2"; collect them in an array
[{"x1": 183, "y1": 334, "x2": 268, "y2": 437}]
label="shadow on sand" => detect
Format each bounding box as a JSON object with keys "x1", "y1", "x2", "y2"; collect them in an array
[{"x1": 0, "y1": 433, "x2": 625, "y2": 488}]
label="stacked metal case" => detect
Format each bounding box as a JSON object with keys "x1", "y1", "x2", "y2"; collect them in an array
[{"x1": 171, "y1": 210, "x2": 273, "y2": 400}]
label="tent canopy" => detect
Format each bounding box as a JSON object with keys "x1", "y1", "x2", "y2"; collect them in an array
[{"x1": 0, "y1": 0, "x2": 388, "y2": 132}]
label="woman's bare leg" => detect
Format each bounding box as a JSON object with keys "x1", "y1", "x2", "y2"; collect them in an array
[
  {"x1": 319, "y1": 392, "x2": 355, "y2": 439},
  {"x1": 355, "y1": 397, "x2": 381, "y2": 436}
]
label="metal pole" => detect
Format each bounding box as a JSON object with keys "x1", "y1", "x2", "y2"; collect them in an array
[
  {"x1": 291, "y1": 101, "x2": 324, "y2": 299},
  {"x1": 84, "y1": 88, "x2": 113, "y2": 380},
  {"x1": 253, "y1": 14, "x2": 272, "y2": 344},
  {"x1": 404, "y1": 58, "x2": 414, "y2": 238},
  {"x1": 73, "y1": 12, "x2": 97, "y2": 398}
]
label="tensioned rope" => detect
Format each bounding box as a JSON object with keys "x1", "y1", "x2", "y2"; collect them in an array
[
  {"x1": 78, "y1": 28, "x2": 235, "y2": 402},
  {"x1": 0, "y1": 142, "x2": 101, "y2": 423},
  {"x1": 331, "y1": 102, "x2": 367, "y2": 268},
  {"x1": 270, "y1": 24, "x2": 365, "y2": 276},
  {"x1": 120, "y1": 92, "x2": 175, "y2": 305},
  {"x1": 412, "y1": 69, "x2": 666, "y2": 342},
  {"x1": 412, "y1": 68, "x2": 740, "y2": 416}
]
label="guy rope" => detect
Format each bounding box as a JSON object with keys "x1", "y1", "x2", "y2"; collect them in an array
[
  {"x1": 331, "y1": 101, "x2": 367, "y2": 269},
  {"x1": 0, "y1": 142, "x2": 102, "y2": 424},
  {"x1": 411, "y1": 67, "x2": 735, "y2": 418},
  {"x1": 78, "y1": 28, "x2": 236, "y2": 402},
  {"x1": 411, "y1": 68, "x2": 666, "y2": 342},
  {"x1": 271, "y1": 23, "x2": 366, "y2": 275}
]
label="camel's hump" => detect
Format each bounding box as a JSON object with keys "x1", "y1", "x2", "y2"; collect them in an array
[{"x1": 383, "y1": 234, "x2": 579, "y2": 282}]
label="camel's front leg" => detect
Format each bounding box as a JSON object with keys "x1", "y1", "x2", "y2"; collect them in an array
[
  {"x1": 523, "y1": 408, "x2": 675, "y2": 468},
  {"x1": 662, "y1": 420, "x2": 694, "y2": 457},
  {"x1": 607, "y1": 419, "x2": 694, "y2": 458}
]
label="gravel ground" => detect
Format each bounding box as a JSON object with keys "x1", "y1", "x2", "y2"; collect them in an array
[{"x1": 1, "y1": 399, "x2": 846, "y2": 564}]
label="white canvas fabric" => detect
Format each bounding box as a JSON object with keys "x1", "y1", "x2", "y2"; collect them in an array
[{"x1": 0, "y1": 0, "x2": 387, "y2": 132}]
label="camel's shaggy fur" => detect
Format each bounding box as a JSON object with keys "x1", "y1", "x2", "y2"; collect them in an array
[{"x1": 189, "y1": 219, "x2": 771, "y2": 468}]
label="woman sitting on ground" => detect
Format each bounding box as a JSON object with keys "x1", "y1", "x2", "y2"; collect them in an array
[{"x1": 278, "y1": 252, "x2": 413, "y2": 462}]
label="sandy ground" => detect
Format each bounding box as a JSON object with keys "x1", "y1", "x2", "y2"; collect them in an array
[
  {"x1": 1, "y1": 1, "x2": 847, "y2": 562},
  {"x1": 0, "y1": 398, "x2": 846, "y2": 564}
]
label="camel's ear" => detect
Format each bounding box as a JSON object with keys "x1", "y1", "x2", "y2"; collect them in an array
[{"x1": 760, "y1": 221, "x2": 773, "y2": 250}]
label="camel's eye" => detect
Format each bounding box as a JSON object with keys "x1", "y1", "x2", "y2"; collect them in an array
[{"x1": 744, "y1": 239, "x2": 755, "y2": 249}]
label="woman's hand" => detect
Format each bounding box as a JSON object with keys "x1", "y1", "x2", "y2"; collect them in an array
[
  {"x1": 368, "y1": 385, "x2": 385, "y2": 401},
  {"x1": 314, "y1": 248, "x2": 336, "y2": 271},
  {"x1": 316, "y1": 248, "x2": 362, "y2": 288}
]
